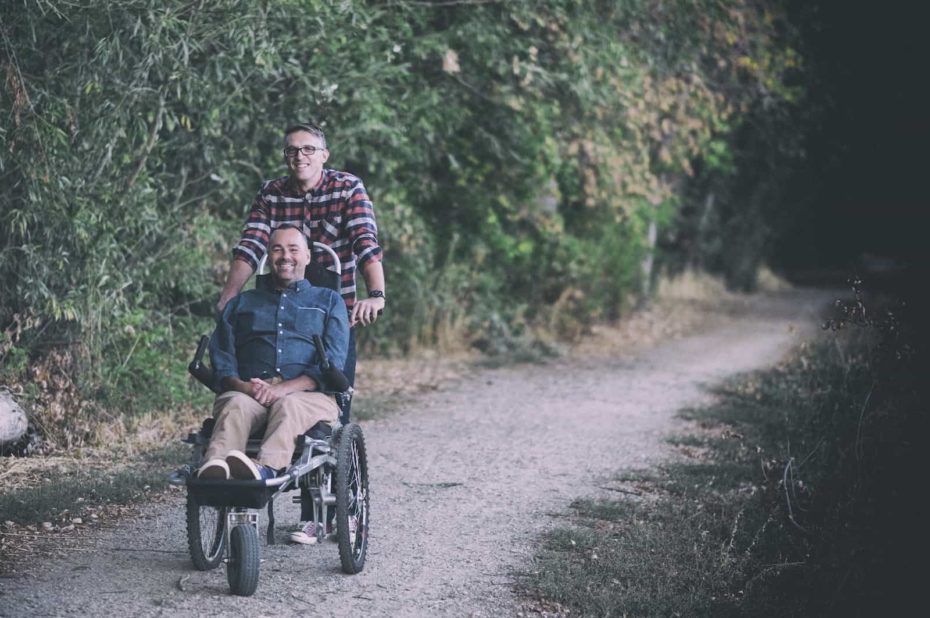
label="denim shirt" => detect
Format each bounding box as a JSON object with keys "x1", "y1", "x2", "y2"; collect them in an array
[{"x1": 209, "y1": 279, "x2": 349, "y2": 392}]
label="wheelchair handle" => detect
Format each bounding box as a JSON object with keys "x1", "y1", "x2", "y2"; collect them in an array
[{"x1": 192, "y1": 334, "x2": 209, "y2": 363}]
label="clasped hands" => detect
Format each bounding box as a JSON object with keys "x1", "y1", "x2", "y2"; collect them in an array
[
  {"x1": 248, "y1": 378, "x2": 286, "y2": 406},
  {"x1": 224, "y1": 374, "x2": 319, "y2": 405}
]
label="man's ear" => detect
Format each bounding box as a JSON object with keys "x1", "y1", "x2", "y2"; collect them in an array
[{"x1": 322, "y1": 149, "x2": 330, "y2": 164}]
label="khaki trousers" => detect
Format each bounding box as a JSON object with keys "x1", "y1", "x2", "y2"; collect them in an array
[{"x1": 204, "y1": 390, "x2": 339, "y2": 470}]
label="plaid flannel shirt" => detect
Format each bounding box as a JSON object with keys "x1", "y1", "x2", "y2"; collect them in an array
[{"x1": 232, "y1": 170, "x2": 383, "y2": 310}]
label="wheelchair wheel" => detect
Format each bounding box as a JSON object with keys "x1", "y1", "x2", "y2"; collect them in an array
[
  {"x1": 334, "y1": 422, "x2": 369, "y2": 574},
  {"x1": 227, "y1": 524, "x2": 260, "y2": 596},
  {"x1": 185, "y1": 494, "x2": 227, "y2": 571}
]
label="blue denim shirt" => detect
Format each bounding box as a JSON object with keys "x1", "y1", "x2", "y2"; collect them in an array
[{"x1": 209, "y1": 279, "x2": 349, "y2": 392}]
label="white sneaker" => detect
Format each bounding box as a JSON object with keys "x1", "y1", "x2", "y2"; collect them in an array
[
  {"x1": 289, "y1": 520, "x2": 344, "y2": 544},
  {"x1": 225, "y1": 450, "x2": 278, "y2": 481},
  {"x1": 197, "y1": 458, "x2": 229, "y2": 480},
  {"x1": 289, "y1": 521, "x2": 324, "y2": 545}
]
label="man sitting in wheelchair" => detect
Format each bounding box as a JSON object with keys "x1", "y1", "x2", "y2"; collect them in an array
[{"x1": 198, "y1": 225, "x2": 349, "y2": 482}]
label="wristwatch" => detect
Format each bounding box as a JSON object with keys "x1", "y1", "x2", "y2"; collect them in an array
[{"x1": 368, "y1": 290, "x2": 385, "y2": 300}]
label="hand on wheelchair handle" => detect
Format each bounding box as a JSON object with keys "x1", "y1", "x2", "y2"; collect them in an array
[{"x1": 350, "y1": 297, "x2": 384, "y2": 327}]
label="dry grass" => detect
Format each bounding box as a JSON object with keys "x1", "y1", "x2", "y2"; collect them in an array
[
  {"x1": 356, "y1": 349, "x2": 477, "y2": 401},
  {"x1": 756, "y1": 265, "x2": 794, "y2": 292},
  {"x1": 655, "y1": 267, "x2": 734, "y2": 302},
  {"x1": 572, "y1": 269, "x2": 756, "y2": 360}
]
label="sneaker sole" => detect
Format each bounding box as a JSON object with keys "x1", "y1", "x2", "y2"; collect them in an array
[
  {"x1": 289, "y1": 529, "x2": 345, "y2": 544},
  {"x1": 226, "y1": 450, "x2": 260, "y2": 480},
  {"x1": 197, "y1": 459, "x2": 229, "y2": 480},
  {"x1": 289, "y1": 531, "x2": 319, "y2": 545}
]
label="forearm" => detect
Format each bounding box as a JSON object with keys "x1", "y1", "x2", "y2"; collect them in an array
[
  {"x1": 275, "y1": 374, "x2": 319, "y2": 395},
  {"x1": 221, "y1": 376, "x2": 253, "y2": 395},
  {"x1": 360, "y1": 260, "x2": 385, "y2": 294},
  {"x1": 217, "y1": 259, "x2": 254, "y2": 312},
  {"x1": 350, "y1": 260, "x2": 385, "y2": 327}
]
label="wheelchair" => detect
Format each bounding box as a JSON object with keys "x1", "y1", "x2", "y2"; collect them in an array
[{"x1": 168, "y1": 242, "x2": 369, "y2": 596}]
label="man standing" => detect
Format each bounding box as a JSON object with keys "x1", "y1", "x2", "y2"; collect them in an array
[
  {"x1": 199, "y1": 226, "x2": 349, "y2": 480},
  {"x1": 216, "y1": 122, "x2": 385, "y2": 415}
]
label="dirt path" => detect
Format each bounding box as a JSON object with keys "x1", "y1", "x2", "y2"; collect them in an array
[{"x1": 0, "y1": 289, "x2": 833, "y2": 618}]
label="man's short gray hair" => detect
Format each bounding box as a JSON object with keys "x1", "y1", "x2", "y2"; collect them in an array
[{"x1": 284, "y1": 122, "x2": 326, "y2": 148}]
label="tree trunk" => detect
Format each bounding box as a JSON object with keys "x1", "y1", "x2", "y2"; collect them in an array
[{"x1": 639, "y1": 215, "x2": 658, "y2": 308}]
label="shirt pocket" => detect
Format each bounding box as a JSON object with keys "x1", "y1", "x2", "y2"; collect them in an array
[
  {"x1": 306, "y1": 209, "x2": 342, "y2": 240},
  {"x1": 295, "y1": 306, "x2": 327, "y2": 339},
  {"x1": 238, "y1": 307, "x2": 275, "y2": 337}
]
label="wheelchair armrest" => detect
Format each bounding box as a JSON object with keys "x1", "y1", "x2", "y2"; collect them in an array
[
  {"x1": 189, "y1": 335, "x2": 220, "y2": 393},
  {"x1": 312, "y1": 334, "x2": 350, "y2": 393}
]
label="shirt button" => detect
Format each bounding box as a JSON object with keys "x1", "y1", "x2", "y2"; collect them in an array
[
  {"x1": 282, "y1": 293, "x2": 287, "y2": 298},
  {"x1": 278, "y1": 349, "x2": 282, "y2": 353}
]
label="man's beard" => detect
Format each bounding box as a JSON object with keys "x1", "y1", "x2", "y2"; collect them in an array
[{"x1": 273, "y1": 259, "x2": 303, "y2": 287}]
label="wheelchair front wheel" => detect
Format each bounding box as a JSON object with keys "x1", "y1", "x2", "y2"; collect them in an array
[
  {"x1": 185, "y1": 494, "x2": 227, "y2": 571},
  {"x1": 334, "y1": 422, "x2": 369, "y2": 574},
  {"x1": 227, "y1": 524, "x2": 260, "y2": 596}
]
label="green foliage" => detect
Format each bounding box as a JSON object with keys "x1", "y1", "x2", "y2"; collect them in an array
[
  {"x1": 1, "y1": 0, "x2": 807, "y2": 421},
  {"x1": 98, "y1": 313, "x2": 215, "y2": 413},
  {"x1": 0, "y1": 331, "x2": 24, "y2": 375}
]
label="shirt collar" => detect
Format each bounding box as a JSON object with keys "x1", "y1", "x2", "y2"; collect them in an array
[
  {"x1": 277, "y1": 279, "x2": 310, "y2": 293},
  {"x1": 287, "y1": 168, "x2": 328, "y2": 195}
]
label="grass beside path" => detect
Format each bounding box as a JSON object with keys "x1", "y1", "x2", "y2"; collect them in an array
[{"x1": 521, "y1": 319, "x2": 924, "y2": 616}]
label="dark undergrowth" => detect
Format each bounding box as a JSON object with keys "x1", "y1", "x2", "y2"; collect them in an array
[{"x1": 523, "y1": 286, "x2": 925, "y2": 616}]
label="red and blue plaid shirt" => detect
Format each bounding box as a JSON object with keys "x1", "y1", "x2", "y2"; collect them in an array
[{"x1": 232, "y1": 169, "x2": 383, "y2": 310}]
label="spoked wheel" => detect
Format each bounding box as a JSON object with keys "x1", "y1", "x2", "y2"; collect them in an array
[
  {"x1": 185, "y1": 493, "x2": 227, "y2": 571},
  {"x1": 334, "y1": 422, "x2": 369, "y2": 574},
  {"x1": 227, "y1": 524, "x2": 260, "y2": 596}
]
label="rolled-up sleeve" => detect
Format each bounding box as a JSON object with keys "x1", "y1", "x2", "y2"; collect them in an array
[
  {"x1": 345, "y1": 180, "x2": 383, "y2": 269},
  {"x1": 231, "y1": 187, "x2": 273, "y2": 270}
]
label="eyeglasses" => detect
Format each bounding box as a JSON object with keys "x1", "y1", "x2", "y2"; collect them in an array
[{"x1": 284, "y1": 145, "x2": 325, "y2": 158}]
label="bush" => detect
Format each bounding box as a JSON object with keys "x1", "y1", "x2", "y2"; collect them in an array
[{"x1": 1, "y1": 0, "x2": 808, "y2": 428}]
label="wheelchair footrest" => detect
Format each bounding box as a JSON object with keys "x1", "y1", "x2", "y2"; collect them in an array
[{"x1": 186, "y1": 478, "x2": 276, "y2": 509}]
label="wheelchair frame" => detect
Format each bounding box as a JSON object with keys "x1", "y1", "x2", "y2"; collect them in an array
[{"x1": 170, "y1": 241, "x2": 369, "y2": 596}]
